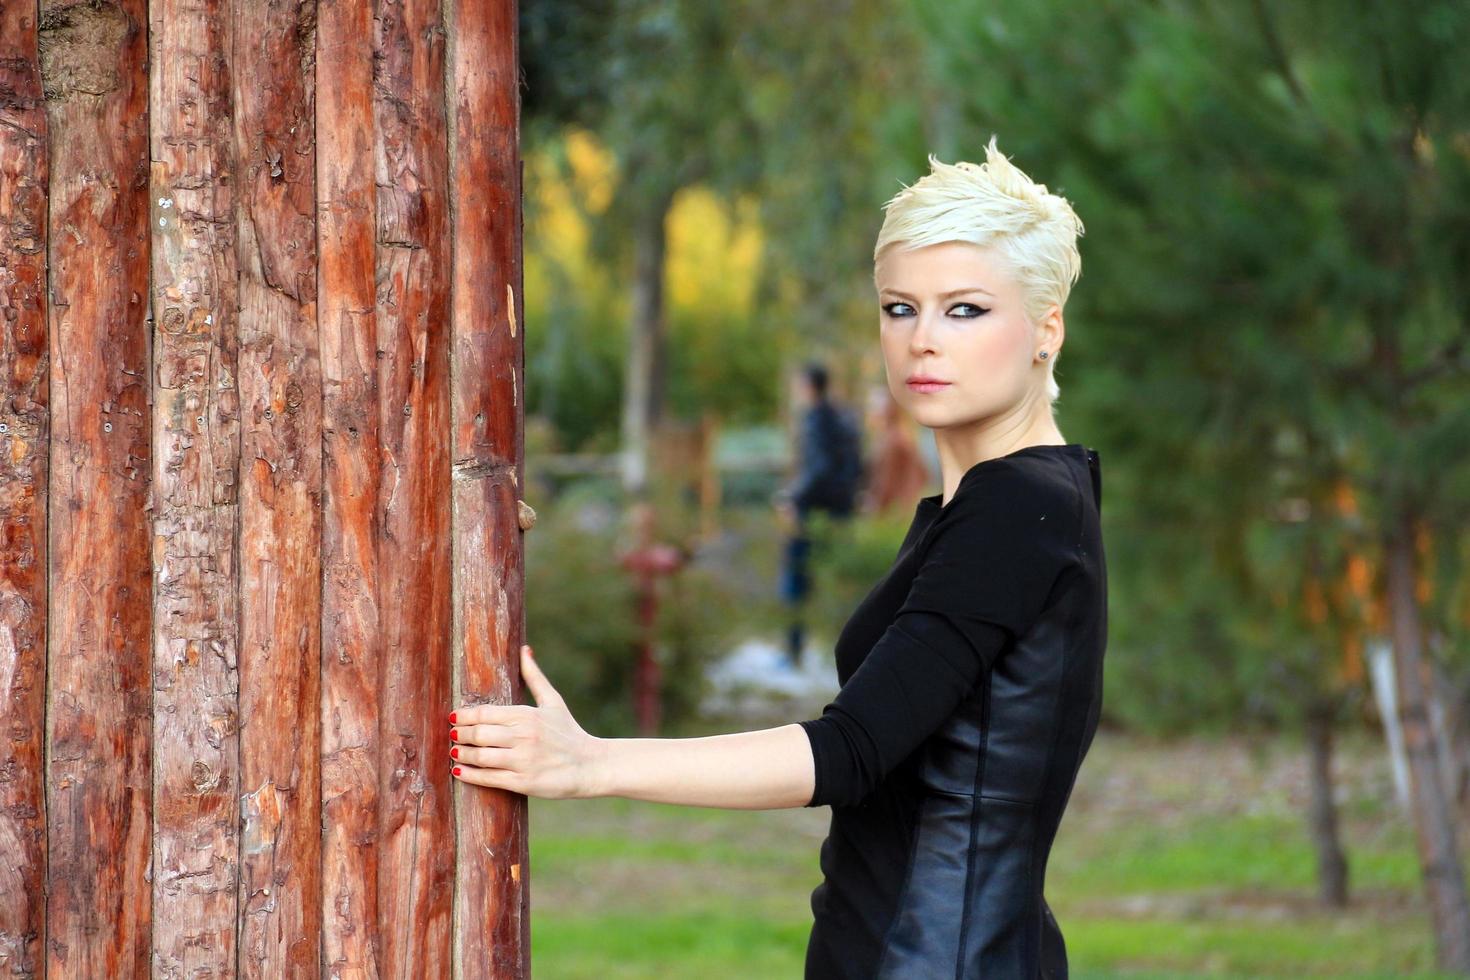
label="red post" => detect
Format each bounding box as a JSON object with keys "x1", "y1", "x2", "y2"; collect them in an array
[{"x1": 619, "y1": 503, "x2": 687, "y2": 735}]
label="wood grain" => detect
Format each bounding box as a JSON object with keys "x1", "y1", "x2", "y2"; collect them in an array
[
  {"x1": 232, "y1": 0, "x2": 323, "y2": 972},
  {"x1": 147, "y1": 0, "x2": 244, "y2": 971},
  {"x1": 374, "y1": 0, "x2": 457, "y2": 972},
  {"x1": 1, "y1": 1, "x2": 525, "y2": 973},
  {"x1": 447, "y1": 0, "x2": 528, "y2": 975},
  {"x1": 0, "y1": 3, "x2": 50, "y2": 975},
  {"x1": 38, "y1": 0, "x2": 153, "y2": 974},
  {"x1": 317, "y1": 0, "x2": 384, "y2": 974}
]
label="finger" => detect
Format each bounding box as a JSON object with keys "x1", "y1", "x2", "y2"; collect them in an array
[
  {"x1": 453, "y1": 762, "x2": 524, "y2": 794},
  {"x1": 451, "y1": 722, "x2": 518, "y2": 748},
  {"x1": 451, "y1": 744, "x2": 516, "y2": 770},
  {"x1": 450, "y1": 702, "x2": 531, "y2": 727},
  {"x1": 519, "y1": 644, "x2": 562, "y2": 708}
]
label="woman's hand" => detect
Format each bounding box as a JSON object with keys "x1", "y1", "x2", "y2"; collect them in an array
[{"x1": 448, "y1": 644, "x2": 604, "y2": 800}]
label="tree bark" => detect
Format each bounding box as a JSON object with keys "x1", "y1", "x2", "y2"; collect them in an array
[
  {"x1": 148, "y1": 0, "x2": 243, "y2": 971},
  {"x1": 0, "y1": 4, "x2": 49, "y2": 974},
  {"x1": 1426, "y1": 649, "x2": 1470, "y2": 819},
  {"x1": 40, "y1": 0, "x2": 154, "y2": 974},
  {"x1": 1305, "y1": 701, "x2": 1349, "y2": 907},
  {"x1": 233, "y1": 0, "x2": 324, "y2": 967},
  {"x1": 318, "y1": 0, "x2": 383, "y2": 974},
  {"x1": 1385, "y1": 503, "x2": 1470, "y2": 972},
  {"x1": 447, "y1": 0, "x2": 530, "y2": 974},
  {"x1": 620, "y1": 189, "x2": 674, "y2": 498},
  {"x1": 373, "y1": 0, "x2": 458, "y2": 973}
]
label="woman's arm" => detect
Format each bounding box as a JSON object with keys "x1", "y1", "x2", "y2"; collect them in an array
[
  {"x1": 589, "y1": 723, "x2": 816, "y2": 810},
  {"x1": 450, "y1": 644, "x2": 818, "y2": 810}
]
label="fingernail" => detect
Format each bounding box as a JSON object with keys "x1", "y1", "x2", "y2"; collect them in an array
[
  {"x1": 448, "y1": 711, "x2": 457, "y2": 724},
  {"x1": 453, "y1": 767, "x2": 462, "y2": 776},
  {"x1": 450, "y1": 729, "x2": 458, "y2": 741},
  {"x1": 451, "y1": 747, "x2": 459, "y2": 759}
]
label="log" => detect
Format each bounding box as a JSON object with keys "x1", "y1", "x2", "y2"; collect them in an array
[
  {"x1": 147, "y1": 0, "x2": 244, "y2": 973},
  {"x1": 318, "y1": 0, "x2": 384, "y2": 975},
  {"x1": 0, "y1": 4, "x2": 50, "y2": 975},
  {"x1": 447, "y1": 0, "x2": 529, "y2": 975},
  {"x1": 374, "y1": 0, "x2": 457, "y2": 973},
  {"x1": 38, "y1": 0, "x2": 153, "y2": 974},
  {"x1": 233, "y1": 0, "x2": 323, "y2": 972}
]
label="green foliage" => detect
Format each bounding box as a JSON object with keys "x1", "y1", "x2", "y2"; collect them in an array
[
  {"x1": 525, "y1": 479, "x2": 739, "y2": 736},
  {"x1": 907, "y1": 0, "x2": 1470, "y2": 732},
  {"x1": 524, "y1": 482, "x2": 642, "y2": 734},
  {"x1": 522, "y1": 263, "x2": 628, "y2": 454}
]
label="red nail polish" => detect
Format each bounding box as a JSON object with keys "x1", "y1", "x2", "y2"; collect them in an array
[
  {"x1": 450, "y1": 728, "x2": 458, "y2": 741},
  {"x1": 449, "y1": 711, "x2": 457, "y2": 724},
  {"x1": 451, "y1": 747, "x2": 459, "y2": 759},
  {"x1": 453, "y1": 767, "x2": 462, "y2": 776}
]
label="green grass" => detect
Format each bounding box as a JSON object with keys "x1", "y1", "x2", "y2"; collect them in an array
[{"x1": 523, "y1": 731, "x2": 1466, "y2": 978}]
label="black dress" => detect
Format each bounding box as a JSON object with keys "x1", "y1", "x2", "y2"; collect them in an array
[{"x1": 797, "y1": 443, "x2": 1106, "y2": 979}]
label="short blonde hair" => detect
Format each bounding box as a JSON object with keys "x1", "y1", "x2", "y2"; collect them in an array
[{"x1": 873, "y1": 136, "x2": 1084, "y2": 404}]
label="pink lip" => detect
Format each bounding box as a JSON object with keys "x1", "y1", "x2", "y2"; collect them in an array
[{"x1": 906, "y1": 376, "x2": 951, "y2": 392}]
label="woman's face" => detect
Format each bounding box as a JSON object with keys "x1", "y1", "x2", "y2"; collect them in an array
[{"x1": 875, "y1": 241, "x2": 1044, "y2": 431}]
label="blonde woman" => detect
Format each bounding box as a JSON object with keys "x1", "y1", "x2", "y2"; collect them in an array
[{"x1": 448, "y1": 136, "x2": 1106, "y2": 979}]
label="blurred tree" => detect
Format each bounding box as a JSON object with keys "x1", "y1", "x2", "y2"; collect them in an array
[
  {"x1": 910, "y1": 0, "x2": 1470, "y2": 963},
  {"x1": 521, "y1": 133, "x2": 628, "y2": 453},
  {"x1": 723, "y1": 0, "x2": 929, "y2": 348},
  {"x1": 522, "y1": 0, "x2": 762, "y2": 494},
  {"x1": 521, "y1": 0, "x2": 936, "y2": 476}
]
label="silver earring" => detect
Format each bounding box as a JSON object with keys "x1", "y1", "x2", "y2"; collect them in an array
[{"x1": 1038, "y1": 351, "x2": 1049, "y2": 360}]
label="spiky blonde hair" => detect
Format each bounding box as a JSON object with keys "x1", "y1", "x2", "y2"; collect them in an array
[{"x1": 873, "y1": 136, "x2": 1084, "y2": 404}]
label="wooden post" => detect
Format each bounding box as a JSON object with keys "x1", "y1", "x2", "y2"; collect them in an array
[
  {"x1": 317, "y1": 0, "x2": 383, "y2": 974},
  {"x1": 447, "y1": 0, "x2": 530, "y2": 973},
  {"x1": 149, "y1": 0, "x2": 243, "y2": 973},
  {"x1": 41, "y1": 1, "x2": 153, "y2": 976},
  {"x1": 0, "y1": 3, "x2": 50, "y2": 975},
  {"x1": 374, "y1": 0, "x2": 459, "y2": 974},
  {"x1": 0, "y1": 0, "x2": 525, "y2": 975}
]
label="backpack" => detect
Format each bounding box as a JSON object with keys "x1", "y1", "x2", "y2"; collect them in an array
[{"x1": 828, "y1": 407, "x2": 864, "y2": 503}]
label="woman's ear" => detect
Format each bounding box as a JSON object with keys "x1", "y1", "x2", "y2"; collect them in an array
[{"x1": 1037, "y1": 304, "x2": 1065, "y2": 359}]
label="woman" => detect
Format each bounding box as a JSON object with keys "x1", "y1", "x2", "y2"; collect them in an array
[{"x1": 447, "y1": 135, "x2": 1105, "y2": 979}]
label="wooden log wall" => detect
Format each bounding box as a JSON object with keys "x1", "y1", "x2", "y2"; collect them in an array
[{"x1": 0, "y1": 0, "x2": 527, "y2": 976}]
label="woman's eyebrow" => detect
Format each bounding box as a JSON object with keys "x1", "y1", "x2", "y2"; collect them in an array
[{"x1": 880, "y1": 287, "x2": 993, "y2": 300}]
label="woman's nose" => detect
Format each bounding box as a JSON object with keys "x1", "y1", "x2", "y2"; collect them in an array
[{"x1": 908, "y1": 314, "x2": 939, "y2": 355}]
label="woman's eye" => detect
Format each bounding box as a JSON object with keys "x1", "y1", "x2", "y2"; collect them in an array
[{"x1": 881, "y1": 302, "x2": 988, "y2": 318}]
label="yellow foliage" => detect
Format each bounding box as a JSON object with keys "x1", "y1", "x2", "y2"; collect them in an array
[
  {"x1": 565, "y1": 128, "x2": 617, "y2": 214},
  {"x1": 524, "y1": 128, "x2": 764, "y2": 333},
  {"x1": 666, "y1": 187, "x2": 764, "y2": 315},
  {"x1": 523, "y1": 130, "x2": 622, "y2": 325}
]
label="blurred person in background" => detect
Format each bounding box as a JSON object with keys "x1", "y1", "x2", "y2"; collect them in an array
[
  {"x1": 773, "y1": 360, "x2": 864, "y2": 669},
  {"x1": 860, "y1": 386, "x2": 933, "y2": 516}
]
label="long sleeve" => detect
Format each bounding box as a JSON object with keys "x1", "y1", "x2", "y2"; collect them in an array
[{"x1": 798, "y1": 468, "x2": 1079, "y2": 808}]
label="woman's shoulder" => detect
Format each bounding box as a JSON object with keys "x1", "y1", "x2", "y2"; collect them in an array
[{"x1": 938, "y1": 451, "x2": 1084, "y2": 534}]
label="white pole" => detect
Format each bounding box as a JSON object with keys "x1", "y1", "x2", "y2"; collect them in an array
[{"x1": 1368, "y1": 637, "x2": 1412, "y2": 814}]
